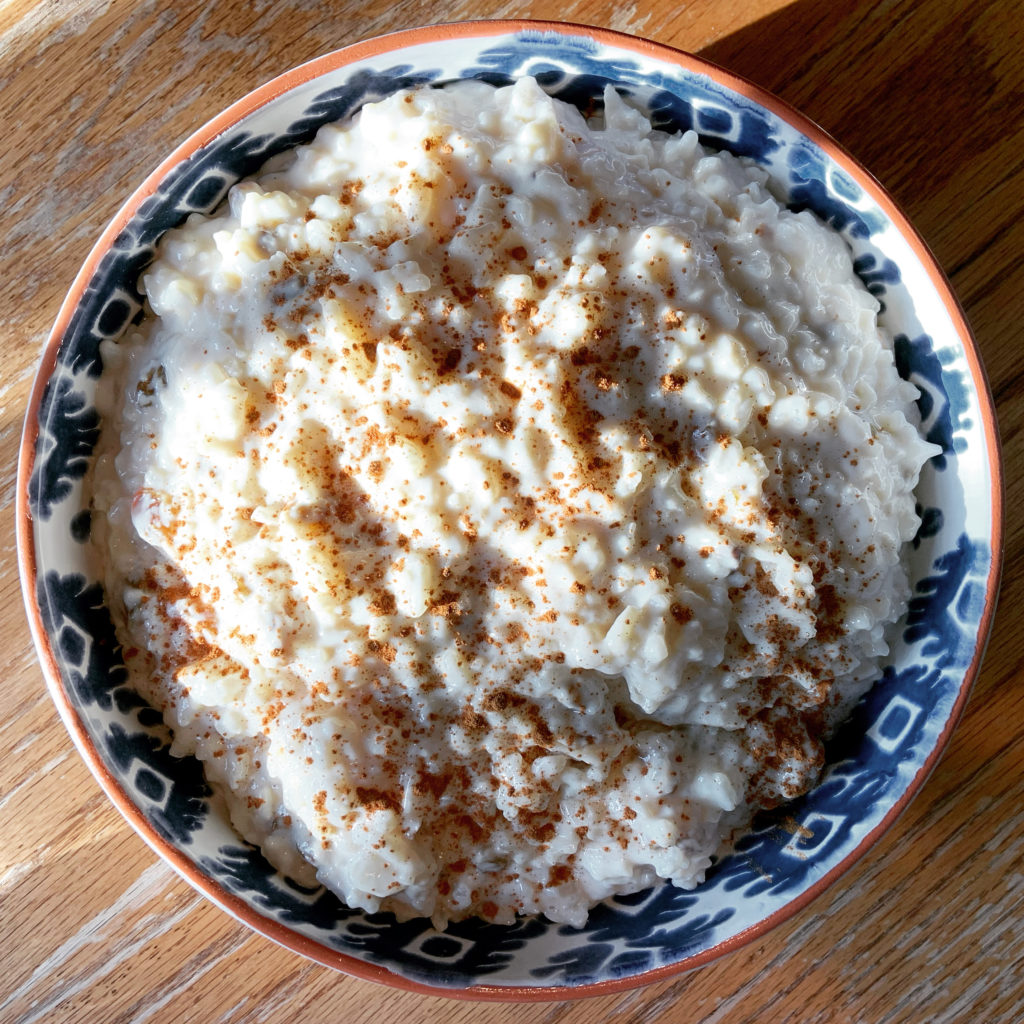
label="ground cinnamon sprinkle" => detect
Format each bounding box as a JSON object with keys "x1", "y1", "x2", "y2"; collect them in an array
[{"x1": 95, "y1": 75, "x2": 935, "y2": 930}]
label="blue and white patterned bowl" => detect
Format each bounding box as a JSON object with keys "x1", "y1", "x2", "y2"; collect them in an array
[{"x1": 17, "y1": 20, "x2": 1002, "y2": 999}]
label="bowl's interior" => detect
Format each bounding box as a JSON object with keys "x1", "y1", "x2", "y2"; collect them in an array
[{"x1": 22, "y1": 24, "x2": 999, "y2": 996}]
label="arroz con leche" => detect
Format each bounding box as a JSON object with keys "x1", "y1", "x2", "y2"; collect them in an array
[{"x1": 91, "y1": 77, "x2": 936, "y2": 928}]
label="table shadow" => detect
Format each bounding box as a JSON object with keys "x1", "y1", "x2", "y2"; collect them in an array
[{"x1": 697, "y1": 0, "x2": 1020, "y2": 259}]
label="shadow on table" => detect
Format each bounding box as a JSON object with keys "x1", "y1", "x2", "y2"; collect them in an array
[{"x1": 696, "y1": 0, "x2": 1020, "y2": 250}]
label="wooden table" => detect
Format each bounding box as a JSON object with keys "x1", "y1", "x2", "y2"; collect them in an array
[{"x1": 1, "y1": 1, "x2": 1020, "y2": 1020}]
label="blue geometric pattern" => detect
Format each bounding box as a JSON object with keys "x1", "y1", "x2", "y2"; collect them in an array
[
  {"x1": 30, "y1": 376, "x2": 100, "y2": 520},
  {"x1": 895, "y1": 333, "x2": 973, "y2": 470},
  {"x1": 24, "y1": 27, "x2": 997, "y2": 992}
]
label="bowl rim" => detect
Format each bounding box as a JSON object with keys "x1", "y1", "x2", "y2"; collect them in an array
[{"x1": 16, "y1": 17, "x2": 1004, "y2": 1002}]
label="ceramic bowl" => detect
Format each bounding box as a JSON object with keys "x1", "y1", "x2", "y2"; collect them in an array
[{"x1": 18, "y1": 20, "x2": 1002, "y2": 999}]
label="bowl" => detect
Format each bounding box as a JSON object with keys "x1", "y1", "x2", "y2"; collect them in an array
[{"x1": 17, "y1": 19, "x2": 1002, "y2": 999}]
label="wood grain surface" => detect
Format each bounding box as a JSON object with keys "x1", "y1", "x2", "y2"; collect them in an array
[{"x1": 2, "y1": 1, "x2": 1021, "y2": 1021}]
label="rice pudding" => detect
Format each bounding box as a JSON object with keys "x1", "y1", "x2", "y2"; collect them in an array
[{"x1": 91, "y1": 77, "x2": 936, "y2": 927}]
